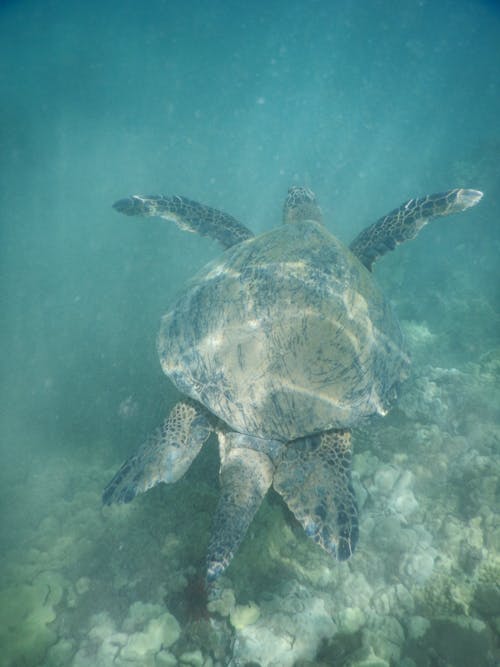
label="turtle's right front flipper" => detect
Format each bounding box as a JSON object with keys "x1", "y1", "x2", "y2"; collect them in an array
[
  {"x1": 350, "y1": 188, "x2": 483, "y2": 271},
  {"x1": 102, "y1": 401, "x2": 211, "y2": 505},
  {"x1": 113, "y1": 194, "x2": 254, "y2": 249}
]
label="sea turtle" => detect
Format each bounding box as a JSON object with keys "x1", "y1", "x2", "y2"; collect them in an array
[{"x1": 103, "y1": 185, "x2": 482, "y2": 582}]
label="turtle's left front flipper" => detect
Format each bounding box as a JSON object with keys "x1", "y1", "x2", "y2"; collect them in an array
[
  {"x1": 102, "y1": 401, "x2": 211, "y2": 505},
  {"x1": 350, "y1": 188, "x2": 483, "y2": 271},
  {"x1": 274, "y1": 429, "x2": 359, "y2": 561},
  {"x1": 206, "y1": 433, "x2": 275, "y2": 582},
  {"x1": 113, "y1": 194, "x2": 254, "y2": 249}
]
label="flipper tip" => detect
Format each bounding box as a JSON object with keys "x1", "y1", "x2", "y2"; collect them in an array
[
  {"x1": 457, "y1": 189, "x2": 483, "y2": 209},
  {"x1": 113, "y1": 197, "x2": 134, "y2": 214},
  {"x1": 113, "y1": 195, "x2": 146, "y2": 216}
]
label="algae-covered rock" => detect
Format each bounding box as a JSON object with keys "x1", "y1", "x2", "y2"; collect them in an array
[
  {"x1": 122, "y1": 600, "x2": 165, "y2": 632},
  {"x1": 75, "y1": 576, "x2": 91, "y2": 594},
  {"x1": 179, "y1": 648, "x2": 204, "y2": 666},
  {"x1": 120, "y1": 612, "x2": 181, "y2": 660},
  {"x1": 419, "y1": 572, "x2": 473, "y2": 616},
  {"x1": 362, "y1": 615, "x2": 405, "y2": 663},
  {"x1": 120, "y1": 632, "x2": 156, "y2": 661},
  {"x1": 350, "y1": 660, "x2": 390, "y2": 667},
  {"x1": 0, "y1": 571, "x2": 66, "y2": 666},
  {"x1": 74, "y1": 605, "x2": 180, "y2": 667},
  {"x1": 88, "y1": 610, "x2": 116, "y2": 641},
  {"x1": 232, "y1": 586, "x2": 336, "y2": 667},
  {"x1": 405, "y1": 615, "x2": 430, "y2": 640},
  {"x1": 76, "y1": 612, "x2": 127, "y2": 666},
  {"x1": 156, "y1": 650, "x2": 178, "y2": 666},
  {"x1": 206, "y1": 586, "x2": 236, "y2": 617},
  {"x1": 474, "y1": 580, "x2": 500, "y2": 616},
  {"x1": 229, "y1": 601, "x2": 260, "y2": 630},
  {"x1": 337, "y1": 606, "x2": 366, "y2": 634},
  {"x1": 373, "y1": 465, "x2": 400, "y2": 494},
  {"x1": 405, "y1": 615, "x2": 496, "y2": 667},
  {"x1": 475, "y1": 554, "x2": 500, "y2": 615},
  {"x1": 345, "y1": 646, "x2": 391, "y2": 667},
  {"x1": 403, "y1": 550, "x2": 435, "y2": 585},
  {"x1": 46, "y1": 638, "x2": 75, "y2": 666}
]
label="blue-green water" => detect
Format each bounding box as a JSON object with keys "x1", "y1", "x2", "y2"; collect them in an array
[{"x1": 1, "y1": 1, "x2": 499, "y2": 666}]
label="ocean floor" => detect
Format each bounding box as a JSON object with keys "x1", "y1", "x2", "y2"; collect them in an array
[{"x1": 2, "y1": 319, "x2": 499, "y2": 667}]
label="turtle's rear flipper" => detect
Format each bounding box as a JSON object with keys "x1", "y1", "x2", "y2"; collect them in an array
[
  {"x1": 113, "y1": 194, "x2": 254, "y2": 249},
  {"x1": 102, "y1": 401, "x2": 211, "y2": 505},
  {"x1": 206, "y1": 433, "x2": 274, "y2": 582},
  {"x1": 350, "y1": 188, "x2": 483, "y2": 271},
  {"x1": 273, "y1": 429, "x2": 359, "y2": 561}
]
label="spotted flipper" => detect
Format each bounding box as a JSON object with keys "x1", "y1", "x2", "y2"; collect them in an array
[
  {"x1": 102, "y1": 401, "x2": 211, "y2": 505},
  {"x1": 206, "y1": 433, "x2": 275, "y2": 582},
  {"x1": 273, "y1": 429, "x2": 358, "y2": 561},
  {"x1": 349, "y1": 188, "x2": 483, "y2": 271},
  {"x1": 113, "y1": 194, "x2": 254, "y2": 249}
]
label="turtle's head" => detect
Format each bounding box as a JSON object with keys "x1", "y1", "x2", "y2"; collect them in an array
[{"x1": 283, "y1": 186, "x2": 323, "y2": 225}]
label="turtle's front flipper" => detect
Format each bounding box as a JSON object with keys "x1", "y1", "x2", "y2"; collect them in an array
[
  {"x1": 113, "y1": 194, "x2": 254, "y2": 249},
  {"x1": 102, "y1": 401, "x2": 211, "y2": 505},
  {"x1": 273, "y1": 429, "x2": 358, "y2": 561},
  {"x1": 349, "y1": 188, "x2": 483, "y2": 271},
  {"x1": 206, "y1": 433, "x2": 275, "y2": 582}
]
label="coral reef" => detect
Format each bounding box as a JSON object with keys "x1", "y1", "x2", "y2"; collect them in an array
[{"x1": 2, "y1": 302, "x2": 499, "y2": 667}]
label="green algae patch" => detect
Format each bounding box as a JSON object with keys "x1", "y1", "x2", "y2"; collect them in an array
[
  {"x1": 0, "y1": 571, "x2": 66, "y2": 666},
  {"x1": 229, "y1": 601, "x2": 260, "y2": 630}
]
